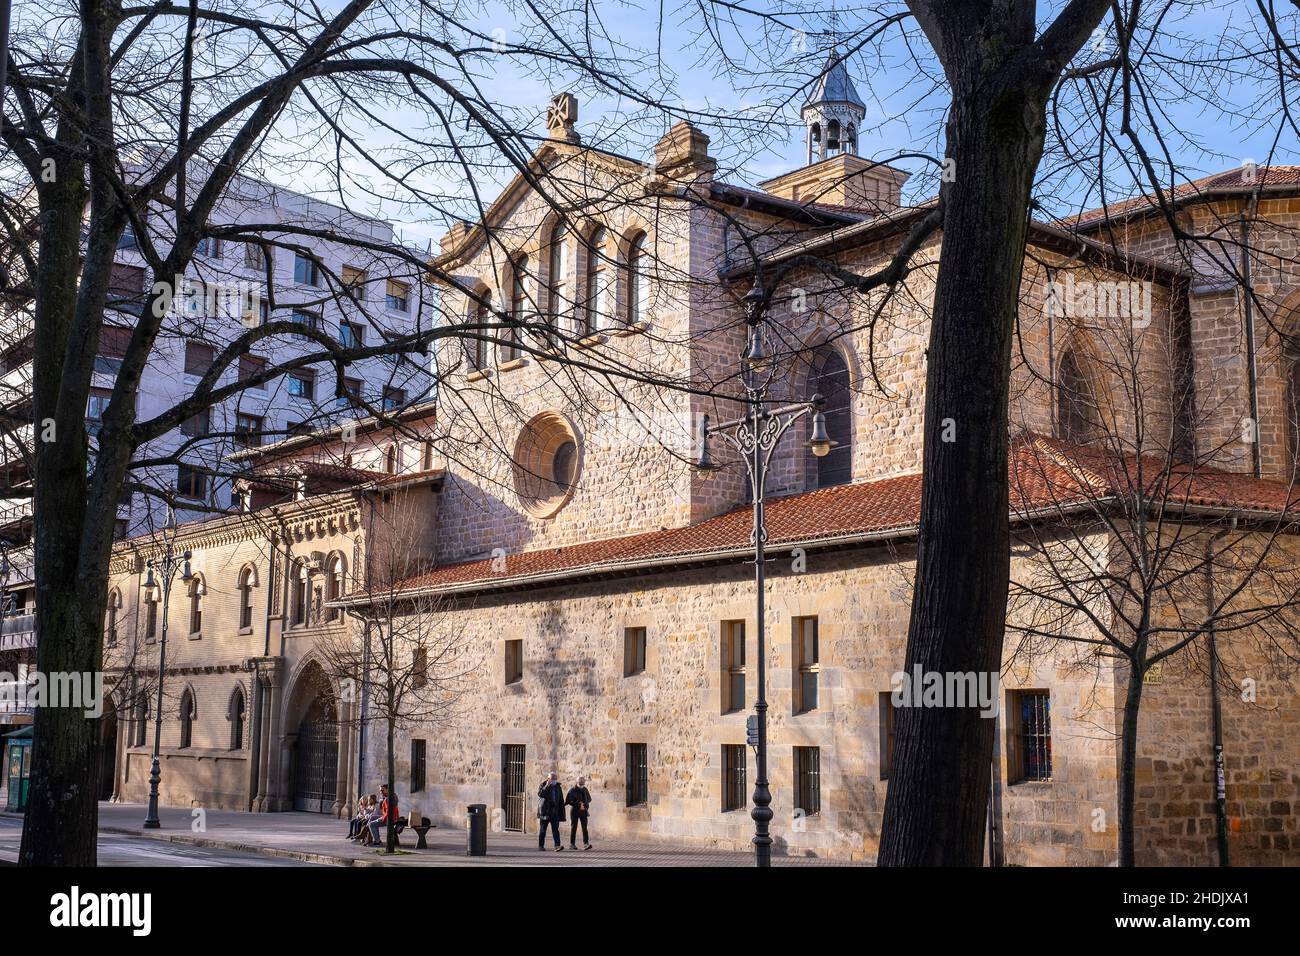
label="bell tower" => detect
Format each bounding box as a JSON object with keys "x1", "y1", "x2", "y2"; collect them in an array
[{"x1": 801, "y1": 49, "x2": 866, "y2": 165}]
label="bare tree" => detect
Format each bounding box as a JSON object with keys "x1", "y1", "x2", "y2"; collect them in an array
[
  {"x1": 314, "y1": 493, "x2": 477, "y2": 855},
  {"x1": 1006, "y1": 294, "x2": 1300, "y2": 865}
]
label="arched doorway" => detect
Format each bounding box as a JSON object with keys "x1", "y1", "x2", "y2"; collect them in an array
[
  {"x1": 97, "y1": 709, "x2": 117, "y2": 801},
  {"x1": 292, "y1": 689, "x2": 339, "y2": 813}
]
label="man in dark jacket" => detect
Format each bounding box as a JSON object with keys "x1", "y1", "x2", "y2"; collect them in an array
[
  {"x1": 565, "y1": 776, "x2": 593, "y2": 850},
  {"x1": 537, "y1": 772, "x2": 565, "y2": 851}
]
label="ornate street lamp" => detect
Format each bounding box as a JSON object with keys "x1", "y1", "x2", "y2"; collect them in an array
[
  {"x1": 142, "y1": 507, "x2": 193, "y2": 829},
  {"x1": 694, "y1": 280, "x2": 835, "y2": 868}
]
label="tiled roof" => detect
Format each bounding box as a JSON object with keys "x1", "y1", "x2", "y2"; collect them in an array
[
  {"x1": 378, "y1": 435, "x2": 1298, "y2": 598},
  {"x1": 246, "y1": 460, "x2": 385, "y2": 488},
  {"x1": 1069, "y1": 165, "x2": 1300, "y2": 229}
]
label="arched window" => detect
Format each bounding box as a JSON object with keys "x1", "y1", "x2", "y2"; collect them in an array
[
  {"x1": 469, "y1": 291, "x2": 491, "y2": 370},
  {"x1": 228, "y1": 687, "x2": 246, "y2": 750},
  {"x1": 1287, "y1": 354, "x2": 1300, "y2": 478},
  {"x1": 808, "y1": 345, "x2": 852, "y2": 488},
  {"x1": 1056, "y1": 347, "x2": 1098, "y2": 444},
  {"x1": 827, "y1": 119, "x2": 841, "y2": 152},
  {"x1": 179, "y1": 688, "x2": 196, "y2": 749},
  {"x1": 548, "y1": 223, "x2": 570, "y2": 329},
  {"x1": 133, "y1": 697, "x2": 149, "y2": 747},
  {"x1": 584, "y1": 227, "x2": 610, "y2": 333},
  {"x1": 145, "y1": 590, "x2": 158, "y2": 641},
  {"x1": 845, "y1": 123, "x2": 858, "y2": 154},
  {"x1": 238, "y1": 566, "x2": 257, "y2": 630},
  {"x1": 506, "y1": 255, "x2": 529, "y2": 360},
  {"x1": 292, "y1": 559, "x2": 310, "y2": 626},
  {"x1": 105, "y1": 589, "x2": 121, "y2": 646},
  {"x1": 325, "y1": 553, "x2": 346, "y2": 621},
  {"x1": 626, "y1": 232, "x2": 649, "y2": 327},
  {"x1": 187, "y1": 574, "x2": 205, "y2": 635},
  {"x1": 809, "y1": 122, "x2": 822, "y2": 163},
  {"x1": 384, "y1": 444, "x2": 398, "y2": 474}
]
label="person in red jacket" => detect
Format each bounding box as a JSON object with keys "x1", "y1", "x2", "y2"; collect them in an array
[{"x1": 367, "y1": 784, "x2": 400, "y2": 845}]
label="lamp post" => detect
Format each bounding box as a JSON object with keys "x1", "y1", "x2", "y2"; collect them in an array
[
  {"x1": 694, "y1": 281, "x2": 835, "y2": 868},
  {"x1": 142, "y1": 507, "x2": 192, "y2": 829}
]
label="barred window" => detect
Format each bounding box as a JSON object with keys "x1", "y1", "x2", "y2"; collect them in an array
[
  {"x1": 722, "y1": 744, "x2": 747, "y2": 812},
  {"x1": 1008, "y1": 690, "x2": 1052, "y2": 783},
  {"x1": 794, "y1": 746, "x2": 820, "y2": 816},
  {"x1": 626, "y1": 743, "x2": 648, "y2": 807}
]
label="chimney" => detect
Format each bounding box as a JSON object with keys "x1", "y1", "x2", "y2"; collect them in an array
[
  {"x1": 759, "y1": 154, "x2": 908, "y2": 214},
  {"x1": 654, "y1": 121, "x2": 716, "y2": 185}
]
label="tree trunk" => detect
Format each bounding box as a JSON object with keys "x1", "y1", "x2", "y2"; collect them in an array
[
  {"x1": 385, "y1": 717, "x2": 396, "y2": 854},
  {"x1": 1117, "y1": 657, "x2": 1145, "y2": 867},
  {"x1": 878, "y1": 70, "x2": 1048, "y2": 866}
]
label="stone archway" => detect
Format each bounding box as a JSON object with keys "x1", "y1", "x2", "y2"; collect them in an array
[
  {"x1": 287, "y1": 662, "x2": 339, "y2": 814},
  {"x1": 97, "y1": 708, "x2": 118, "y2": 802}
]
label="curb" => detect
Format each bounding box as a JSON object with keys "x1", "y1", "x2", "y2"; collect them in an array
[{"x1": 98, "y1": 826, "x2": 403, "y2": 867}]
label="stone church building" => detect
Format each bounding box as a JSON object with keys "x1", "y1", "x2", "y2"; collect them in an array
[{"x1": 97, "y1": 56, "x2": 1300, "y2": 865}]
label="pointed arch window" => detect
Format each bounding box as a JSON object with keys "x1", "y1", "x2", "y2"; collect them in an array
[
  {"x1": 133, "y1": 697, "x2": 149, "y2": 747},
  {"x1": 626, "y1": 232, "x2": 649, "y2": 327},
  {"x1": 179, "y1": 688, "x2": 196, "y2": 749},
  {"x1": 384, "y1": 444, "x2": 398, "y2": 474},
  {"x1": 1286, "y1": 348, "x2": 1300, "y2": 478},
  {"x1": 229, "y1": 687, "x2": 246, "y2": 750},
  {"x1": 827, "y1": 119, "x2": 841, "y2": 152},
  {"x1": 292, "y1": 559, "x2": 310, "y2": 626},
  {"x1": 187, "y1": 575, "x2": 205, "y2": 636},
  {"x1": 325, "y1": 553, "x2": 346, "y2": 621},
  {"x1": 584, "y1": 227, "x2": 610, "y2": 333},
  {"x1": 105, "y1": 589, "x2": 122, "y2": 646},
  {"x1": 809, "y1": 122, "x2": 822, "y2": 163},
  {"x1": 1056, "y1": 347, "x2": 1099, "y2": 444},
  {"x1": 808, "y1": 345, "x2": 852, "y2": 488},
  {"x1": 238, "y1": 565, "x2": 257, "y2": 630}
]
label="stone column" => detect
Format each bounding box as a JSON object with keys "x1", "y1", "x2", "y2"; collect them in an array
[
  {"x1": 254, "y1": 676, "x2": 272, "y2": 812},
  {"x1": 264, "y1": 668, "x2": 286, "y2": 810}
]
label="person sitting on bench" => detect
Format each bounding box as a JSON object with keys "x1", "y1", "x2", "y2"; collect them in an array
[{"x1": 367, "y1": 784, "x2": 400, "y2": 845}]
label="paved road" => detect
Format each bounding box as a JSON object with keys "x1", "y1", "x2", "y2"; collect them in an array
[{"x1": 0, "y1": 814, "x2": 317, "y2": 867}]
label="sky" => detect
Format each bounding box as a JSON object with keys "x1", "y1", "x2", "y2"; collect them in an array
[{"x1": 258, "y1": 0, "x2": 1300, "y2": 245}]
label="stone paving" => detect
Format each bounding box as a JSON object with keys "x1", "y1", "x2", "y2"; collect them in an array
[{"x1": 65, "y1": 802, "x2": 855, "y2": 867}]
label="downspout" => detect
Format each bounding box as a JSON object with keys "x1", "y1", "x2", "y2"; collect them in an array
[
  {"x1": 1242, "y1": 196, "x2": 1261, "y2": 478},
  {"x1": 1204, "y1": 515, "x2": 1237, "y2": 867}
]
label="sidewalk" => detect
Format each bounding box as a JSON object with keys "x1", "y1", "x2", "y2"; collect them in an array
[{"x1": 82, "y1": 803, "x2": 853, "y2": 867}]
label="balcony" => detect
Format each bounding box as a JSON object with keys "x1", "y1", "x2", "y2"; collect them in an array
[{"x1": 0, "y1": 613, "x2": 35, "y2": 652}]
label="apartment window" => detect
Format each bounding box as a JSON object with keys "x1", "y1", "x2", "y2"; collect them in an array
[
  {"x1": 113, "y1": 518, "x2": 129, "y2": 540},
  {"x1": 722, "y1": 744, "x2": 747, "y2": 812},
  {"x1": 623, "y1": 626, "x2": 646, "y2": 677},
  {"x1": 339, "y1": 321, "x2": 364, "y2": 349},
  {"x1": 108, "y1": 264, "x2": 145, "y2": 298},
  {"x1": 287, "y1": 420, "x2": 311, "y2": 437},
  {"x1": 410, "y1": 738, "x2": 427, "y2": 792},
  {"x1": 184, "y1": 341, "x2": 214, "y2": 376},
  {"x1": 235, "y1": 413, "x2": 263, "y2": 448},
  {"x1": 95, "y1": 325, "x2": 131, "y2": 374},
  {"x1": 341, "y1": 265, "x2": 367, "y2": 298},
  {"x1": 180, "y1": 408, "x2": 210, "y2": 438},
  {"x1": 382, "y1": 386, "x2": 405, "y2": 411},
  {"x1": 118, "y1": 221, "x2": 140, "y2": 250},
  {"x1": 504, "y1": 639, "x2": 523, "y2": 685},
  {"x1": 291, "y1": 310, "x2": 322, "y2": 337},
  {"x1": 177, "y1": 464, "x2": 206, "y2": 500},
  {"x1": 337, "y1": 377, "x2": 362, "y2": 410},
  {"x1": 625, "y1": 743, "x2": 648, "y2": 807},
  {"x1": 195, "y1": 236, "x2": 222, "y2": 259},
  {"x1": 721, "y1": 620, "x2": 745, "y2": 714},
  {"x1": 288, "y1": 371, "x2": 315, "y2": 400},
  {"x1": 86, "y1": 387, "x2": 113, "y2": 434},
  {"x1": 794, "y1": 746, "x2": 821, "y2": 816},
  {"x1": 879, "y1": 692, "x2": 897, "y2": 780},
  {"x1": 238, "y1": 352, "x2": 267, "y2": 389},
  {"x1": 1008, "y1": 690, "x2": 1053, "y2": 783},
  {"x1": 294, "y1": 251, "x2": 322, "y2": 287},
  {"x1": 793, "y1": 616, "x2": 820, "y2": 713},
  {"x1": 245, "y1": 242, "x2": 270, "y2": 270},
  {"x1": 386, "y1": 279, "x2": 410, "y2": 313}
]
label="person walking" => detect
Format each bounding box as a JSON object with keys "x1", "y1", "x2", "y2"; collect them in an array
[
  {"x1": 537, "y1": 772, "x2": 565, "y2": 851},
  {"x1": 565, "y1": 776, "x2": 593, "y2": 850}
]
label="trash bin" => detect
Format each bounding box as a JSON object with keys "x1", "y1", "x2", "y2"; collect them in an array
[{"x1": 466, "y1": 803, "x2": 487, "y2": 856}]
